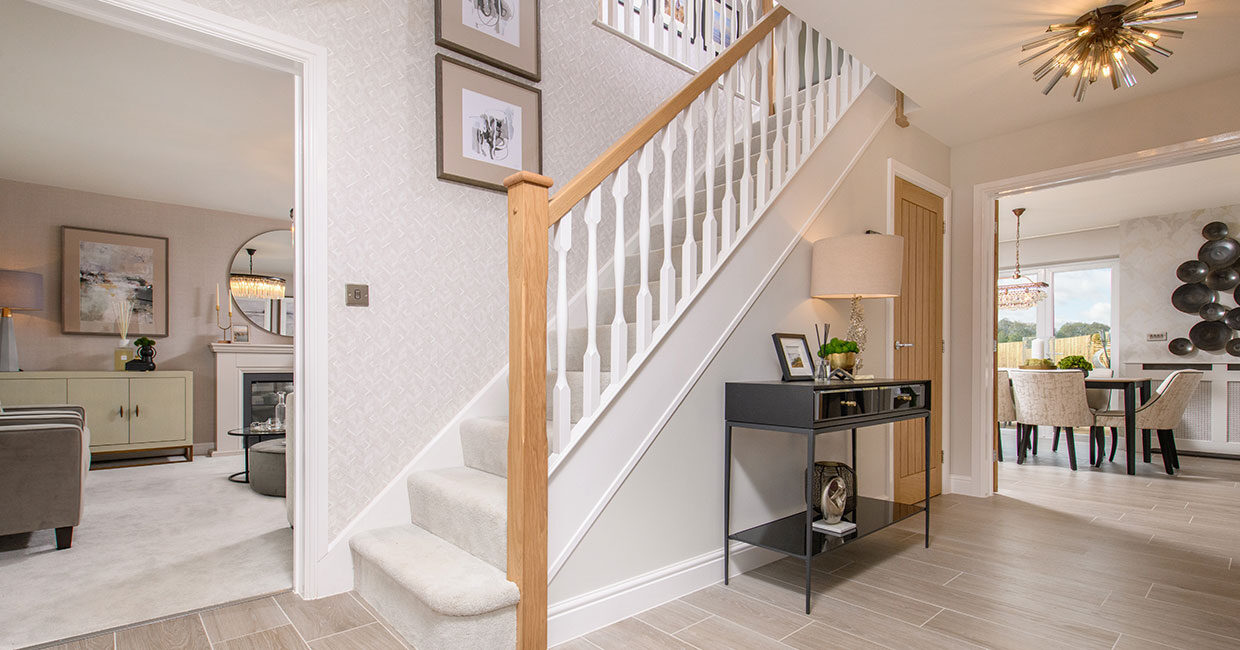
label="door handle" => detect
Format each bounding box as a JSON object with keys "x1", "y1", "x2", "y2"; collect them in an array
[
  {"x1": 134, "y1": 405, "x2": 140, "y2": 417},
  {"x1": 119, "y1": 406, "x2": 124, "y2": 418},
  {"x1": 895, "y1": 340, "x2": 915, "y2": 350}
]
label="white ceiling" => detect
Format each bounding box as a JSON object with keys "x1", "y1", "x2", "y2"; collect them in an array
[
  {"x1": 783, "y1": 0, "x2": 1240, "y2": 146},
  {"x1": 0, "y1": 0, "x2": 294, "y2": 219},
  {"x1": 997, "y1": 152, "x2": 1240, "y2": 240}
]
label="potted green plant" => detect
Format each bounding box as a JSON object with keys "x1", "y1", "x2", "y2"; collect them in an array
[
  {"x1": 1057, "y1": 355, "x2": 1093, "y2": 374},
  {"x1": 819, "y1": 337, "x2": 860, "y2": 374},
  {"x1": 130, "y1": 337, "x2": 157, "y2": 371}
]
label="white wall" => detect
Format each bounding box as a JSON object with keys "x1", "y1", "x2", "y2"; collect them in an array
[
  {"x1": 547, "y1": 119, "x2": 949, "y2": 606},
  {"x1": 1119, "y1": 203, "x2": 1240, "y2": 362},
  {"x1": 997, "y1": 227, "x2": 1118, "y2": 269},
  {"x1": 947, "y1": 72, "x2": 1240, "y2": 489},
  {"x1": 173, "y1": 0, "x2": 692, "y2": 536}
]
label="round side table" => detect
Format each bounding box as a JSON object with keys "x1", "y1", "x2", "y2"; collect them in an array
[{"x1": 227, "y1": 427, "x2": 286, "y2": 483}]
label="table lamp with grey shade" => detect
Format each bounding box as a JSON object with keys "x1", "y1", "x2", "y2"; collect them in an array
[
  {"x1": 810, "y1": 232, "x2": 904, "y2": 374},
  {"x1": 0, "y1": 270, "x2": 44, "y2": 372}
]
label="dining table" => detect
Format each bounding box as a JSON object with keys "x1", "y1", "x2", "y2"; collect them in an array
[{"x1": 1084, "y1": 376, "x2": 1153, "y2": 475}]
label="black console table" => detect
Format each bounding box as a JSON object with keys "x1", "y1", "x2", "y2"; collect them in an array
[{"x1": 723, "y1": 378, "x2": 932, "y2": 614}]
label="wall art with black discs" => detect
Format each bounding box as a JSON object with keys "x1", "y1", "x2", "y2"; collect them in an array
[{"x1": 1170, "y1": 221, "x2": 1240, "y2": 356}]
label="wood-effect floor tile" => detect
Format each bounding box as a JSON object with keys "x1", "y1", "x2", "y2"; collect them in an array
[
  {"x1": 780, "y1": 622, "x2": 883, "y2": 650},
  {"x1": 673, "y1": 615, "x2": 792, "y2": 649},
  {"x1": 584, "y1": 617, "x2": 694, "y2": 649},
  {"x1": 44, "y1": 633, "x2": 116, "y2": 650},
  {"x1": 114, "y1": 615, "x2": 210, "y2": 650},
  {"x1": 199, "y1": 597, "x2": 289, "y2": 644},
  {"x1": 633, "y1": 598, "x2": 711, "y2": 634},
  {"x1": 550, "y1": 638, "x2": 603, "y2": 650},
  {"x1": 680, "y1": 584, "x2": 809, "y2": 640},
  {"x1": 306, "y1": 623, "x2": 404, "y2": 650},
  {"x1": 212, "y1": 624, "x2": 307, "y2": 650},
  {"x1": 272, "y1": 592, "x2": 373, "y2": 642}
]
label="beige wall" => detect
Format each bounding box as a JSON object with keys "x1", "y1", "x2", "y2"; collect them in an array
[
  {"x1": 947, "y1": 71, "x2": 1240, "y2": 484},
  {"x1": 0, "y1": 178, "x2": 291, "y2": 446},
  {"x1": 549, "y1": 119, "x2": 951, "y2": 603}
]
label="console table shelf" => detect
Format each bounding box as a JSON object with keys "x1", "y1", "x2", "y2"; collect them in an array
[{"x1": 724, "y1": 378, "x2": 932, "y2": 614}]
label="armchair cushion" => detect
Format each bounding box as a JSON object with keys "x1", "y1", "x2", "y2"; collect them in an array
[{"x1": 0, "y1": 422, "x2": 88, "y2": 537}]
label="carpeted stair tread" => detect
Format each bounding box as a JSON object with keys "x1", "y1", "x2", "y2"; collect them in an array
[
  {"x1": 350, "y1": 525, "x2": 518, "y2": 617},
  {"x1": 408, "y1": 467, "x2": 507, "y2": 571}
]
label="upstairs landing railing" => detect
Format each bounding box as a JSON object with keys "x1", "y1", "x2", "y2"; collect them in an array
[{"x1": 503, "y1": 5, "x2": 873, "y2": 647}]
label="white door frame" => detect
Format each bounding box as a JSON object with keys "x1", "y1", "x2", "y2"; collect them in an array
[
  {"x1": 970, "y1": 130, "x2": 1240, "y2": 496},
  {"x1": 885, "y1": 158, "x2": 952, "y2": 497},
  {"x1": 31, "y1": 0, "x2": 332, "y2": 597}
]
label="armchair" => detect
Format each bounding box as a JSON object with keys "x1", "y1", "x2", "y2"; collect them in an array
[{"x1": 0, "y1": 411, "x2": 89, "y2": 548}]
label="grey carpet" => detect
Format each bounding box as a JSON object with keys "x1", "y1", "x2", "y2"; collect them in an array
[{"x1": 0, "y1": 455, "x2": 292, "y2": 649}]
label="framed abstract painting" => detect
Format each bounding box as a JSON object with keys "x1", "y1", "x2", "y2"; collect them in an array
[
  {"x1": 61, "y1": 227, "x2": 168, "y2": 336},
  {"x1": 436, "y1": 54, "x2": 543, "y2": 192},
  {"x1": 436, "y1": 0, "x2": 540, "y2": 81}
]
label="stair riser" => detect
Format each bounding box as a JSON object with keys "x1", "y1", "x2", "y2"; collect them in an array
[
  {"x1": 460, "y1": 418, "x2": 509, "y2": 478},
  {"x1": 407, "y1": 470, "x2": 507, "y2": 571},
  {"x1": 354, "y1": 555, "x2": 515, "y2": 650}
]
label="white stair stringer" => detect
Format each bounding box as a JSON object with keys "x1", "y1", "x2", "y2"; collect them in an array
[{"x1": 547, "y1": 80, "x2": 896, "y2": 585}]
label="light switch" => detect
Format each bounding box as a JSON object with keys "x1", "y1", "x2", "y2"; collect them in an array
[
  {"x1": 346, "y1": 284, "x2": 369, "y2": 306},
  {"x1": 1147, "y1": 332, "x2": 1167, "y2": 342}
]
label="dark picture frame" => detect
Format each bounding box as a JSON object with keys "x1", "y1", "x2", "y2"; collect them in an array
[
  {"x1": 436, "y1": 0, "x2": 541, "y2": 82},
  {"x1": 436, "y1": 54, "x2": 543, "y2": 192},
  {"x1": 61, "y1": 226, "x2": 169, "y2": 337},
  {"x1": 772, "y1": 332, "x2": 815, "y2": 381}
]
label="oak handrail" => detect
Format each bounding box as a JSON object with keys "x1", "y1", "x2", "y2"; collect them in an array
[{"x1": 547, "y1": 5, "x2": 791, "y2": 223}]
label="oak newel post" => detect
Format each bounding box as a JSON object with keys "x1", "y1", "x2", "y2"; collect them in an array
[{"x1": 503, "y1": 171, "x2": 553, "y2": 649}]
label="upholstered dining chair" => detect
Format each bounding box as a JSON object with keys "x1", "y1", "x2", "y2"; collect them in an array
[
  {"x1": 1052, "y1": 368, "x2": 1114, "y2": 462},
  {"x1": 996, "y1": 371, "x2": 1018, "y2": 462},
  {"x1": 1094, "y1": 370, "x2": 1201, "y2": 475},
  {"x1": 1009, "y1": 370, "x2": 1098, "y2": 470}
]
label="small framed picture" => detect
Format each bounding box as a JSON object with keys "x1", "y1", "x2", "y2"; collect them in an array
[
  {"x1": 436, "y1": 0, "x2": 540, "y2": 81},
  {"x1": 436, "y1": 54, "x2": 543, "y2": 192},
  {"x1": 233, "y1": 325, "x2": 250, "y2": 343},
  {"x1": 772, "y1": 333, "x2": 815, "y2": 382}
]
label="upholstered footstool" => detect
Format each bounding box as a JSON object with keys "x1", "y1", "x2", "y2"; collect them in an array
[{"x1": 248, "y1": 438, "x2": 287, "y2": 497}]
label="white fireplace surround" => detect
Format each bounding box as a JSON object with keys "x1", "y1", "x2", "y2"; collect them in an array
[{"x1": 211, "y1": 342, "x2": 294, "y2": 456}]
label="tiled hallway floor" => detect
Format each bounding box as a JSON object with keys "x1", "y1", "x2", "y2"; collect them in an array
[{"x1": 38, "y1": 591, "x2": 408, "y2": 650}]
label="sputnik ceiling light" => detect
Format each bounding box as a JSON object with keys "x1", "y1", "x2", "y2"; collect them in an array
[
  {"x1": 997, "y1": 208, "x2": 1049, "y2": 311},
  {"x1": 1020, "y1": 0, "x2": 1198, "y2": 102}
]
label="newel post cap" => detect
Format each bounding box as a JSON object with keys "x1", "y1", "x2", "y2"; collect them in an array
[{"x1": 503, "y1": 171, "x2": 554, "y2": 189}]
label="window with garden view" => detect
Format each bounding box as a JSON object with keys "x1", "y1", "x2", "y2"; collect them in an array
[{"x1": 997, "y1": 264, "x2": 1113, "y2": 370}]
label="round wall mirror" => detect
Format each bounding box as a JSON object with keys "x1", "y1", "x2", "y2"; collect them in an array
[{"x1": 230, "y1": 230, "x2": 294, "y2": 337}]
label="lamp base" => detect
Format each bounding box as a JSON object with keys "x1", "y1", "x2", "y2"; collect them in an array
[
  {"x1": 0, "y1": 313, "x2": 18, "y2": 372},
  {"x1": 846, "y1": 296, "x2": 867, "y2": 374}
]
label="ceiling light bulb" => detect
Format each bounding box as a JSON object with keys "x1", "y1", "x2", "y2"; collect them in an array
[
  {"x1": 1078, "y1": 26, "x2": 1092, "y2": 36},
  {"x1": 1113, "y1": 48, "x2": 1124, "y2": 60},
  {"x1": 1103, "y1": 64, "x2": 1111, "y2": 76},
  {"x1": 1147, "y1": 32, "x2": 1161, "y2": 40},
  {"x1": 1070, "y1": 62, "x2": 1082, "y2": 75}
]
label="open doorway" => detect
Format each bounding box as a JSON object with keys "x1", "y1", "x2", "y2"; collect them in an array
[
  {"x1": 0, "y1": 1, "x2": 313, "y2": 645},
  {"x1": 992, "y1": 151, "x2": 1240, "y2": 494}
]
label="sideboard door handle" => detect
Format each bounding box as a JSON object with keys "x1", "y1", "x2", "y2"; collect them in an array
[
  {"x1": 134, "y1": 405, "x2": 140, "y2": 418},
  {"x1": 119, "y1": 406, "x2": 124, "y2": 418}
]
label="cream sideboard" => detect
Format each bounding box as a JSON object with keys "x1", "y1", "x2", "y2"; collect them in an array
[{"x1": 0, "y1": 371, "x2": 193, "y2": 459}]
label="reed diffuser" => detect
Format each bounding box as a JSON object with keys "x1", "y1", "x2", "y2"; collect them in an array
[{"x1": 111, "y1": 297, "x2": 134, "y2": 370}]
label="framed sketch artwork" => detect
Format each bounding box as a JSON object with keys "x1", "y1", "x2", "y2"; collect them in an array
[
  {"x1": 771, "y1": 332, "x2": 814, "y2": 382},
  {"x1": 436, "y1": 0, "x2": 540, "y2": 81},
  {"x1": 61, "y1": 227, "x2": 169, "y2": 336},
  {"x1": 436, "y1": 55, "x2": 543, "y2": 192}
]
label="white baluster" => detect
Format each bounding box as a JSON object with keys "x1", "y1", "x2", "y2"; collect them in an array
[
  {"x1": 583, "y1": 188, "x2": 602, "y2": 417},
  {"x1": 681, "y1": 99, "x2": 698, "y2": 302},
  {"x1": 702, "y1": 85, "x2": 717, "y2": 275},
  {"x1": 816, "y1": 32, "x2": 828, "y2": 139},
  {"x1": 772, "y1": 21, "x2": 786, "y2": 189},
  {"x1": 785, "y1": 18, "x2": 800, "y2": 174},
  {"x1": 641, "y1": 0, "x2": 654, "y2": 49},
  {"x1": 661, "y1": 0, "x2": 670, "y2": 56},
  {"x1": 551, "y1": 213, "x2": 572, "y2": 453},
  {"x1": 852, "y1": 53, "x2": 862, "y2": 100},
  {"x1": 659, "y1": 119, "x2": 678, "y2": 323},
  {"x1": 674, "y1": 0, "x2": 685, "y2": 64},
  {"x1": 599, "y1": 0, "x2": 609, "y2": 27},
  {"x1": 756, "y1": 34, "x2": 771, "y2": 209},
  {"x1": 829, "y1": 43, "x2": 840, "y2": 127},
  {"x1": 629, "y1": 0, "x2": 639, "y2": 38},
  {"x1": 706, "y1": 0, "x2": 716, "y2": 59},
  {"x1": 738, "y1": 52, "x2": 754, "y2": 229},
  {"x1": 720, "y1": 66, "x2": 736, "y2": 253},
  {"x1": 801, "y1": 24, "x2": 814, "y2": 160},
  {"x1": 610, "y1": 164, "x2": 629, "y2": 381},
  {"x1": 841, "y1": 50, "x2": 853, "y2": 106},
  {"x1": 636, "y1": 142, "x2": 654, "y2": 352}
]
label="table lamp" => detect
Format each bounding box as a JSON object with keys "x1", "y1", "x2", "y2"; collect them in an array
[
  {"x1": 0, "y1": 270, "x2": 44, "y2": 372},
  {"x1": 810, "y1": 232, "x2": 904, "y2": 373}
]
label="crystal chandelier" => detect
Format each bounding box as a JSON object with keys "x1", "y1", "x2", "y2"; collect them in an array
[
  {"x1": 230, "y1": 248, "x2": 286, "y2": 300},
  {"x1": 997, "y1": 208, "x2": 1049, "y2": 311},
  {"x1": 1020, "y1": 1, "x2": 1198, "y2": 102}
]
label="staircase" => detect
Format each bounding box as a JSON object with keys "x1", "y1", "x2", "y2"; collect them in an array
[{"x1": 351, "y1": 5, "x2": 878, "y2": 648}]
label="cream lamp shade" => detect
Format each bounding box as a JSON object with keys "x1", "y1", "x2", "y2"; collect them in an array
[
  {"x1": 811, "y1": 234, "x2": 904, "y2": 299},
  {"x1": 0, "y1": 270, "x2": 44, "y2": 312}
]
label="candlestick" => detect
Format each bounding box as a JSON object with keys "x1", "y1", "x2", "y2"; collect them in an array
[{"x1": 215, "y1": 283, "x2": 220, "y2": 311}]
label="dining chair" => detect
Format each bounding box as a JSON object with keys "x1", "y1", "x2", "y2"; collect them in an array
[
  {"x1": 1009, "y1": 370, "x2": 1097, "y2": 470},
  {"x1": 1054, "y1": 368, "x2": 1114, "y2": 462},
  {"x1": 996, "y1": 370, "x2": 1017, "y2": 462},
  {"x1": 1093, "y1": 370, "x2": 1201, "y2": 475}
]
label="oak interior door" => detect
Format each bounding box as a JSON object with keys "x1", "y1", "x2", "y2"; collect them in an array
[
  {"x1": 128, "y1": 377, "x2": 187, "y2": 444},
  {"x1": 67, "y1": 378, "x2": 129, "y2": 446},
  {"x1": 893, "y1": 177, "x2": 944, "y2": 504}
]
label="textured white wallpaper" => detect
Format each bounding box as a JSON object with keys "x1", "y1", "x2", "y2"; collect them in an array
[
  {"x1": 1119, "y1": 203, "x2": 1240, "y2": 364},
  {"x1": 179, "y1": 0, "x2": 689, "y2": 535}
]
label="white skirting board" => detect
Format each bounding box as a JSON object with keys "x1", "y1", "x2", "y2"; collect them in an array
[
  {"x1": 547, "y1": 543, "x2": 782, "y2": 646},
  {"x1": 949, "y1": 473, "x2": 980, "y2": 497}
]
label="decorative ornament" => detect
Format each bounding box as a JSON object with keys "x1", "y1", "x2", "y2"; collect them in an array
[
  {"x1": 997, "y1": 208, "x2": 1049, "y2": 311},
  {"x1": 1019, "y1": 1, "x2": 1198, "y2": 102}
]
